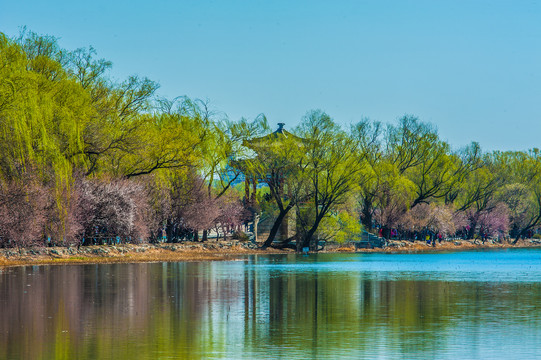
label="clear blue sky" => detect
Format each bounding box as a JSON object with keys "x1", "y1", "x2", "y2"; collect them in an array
[{"x1": 1, "y1": 0, "x2": 540, "y2": 151}]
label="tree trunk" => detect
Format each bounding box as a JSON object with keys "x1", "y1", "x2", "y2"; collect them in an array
[
  {"x1": 202, "y1": 229, "x2": 208, "y2": 242},
  {"x1": 382, "y1": 226, "x2": 391, "y2": 240},
  {"x1": 512, "y1": 230, "x2": 524, "y2": 245},
  {"x1": 252, "y1": 213, "x2": 259, "y2": 243},
  {"x1": 261, "y1": 204, "x2": 293, "y2": 248},
  {"x1": 298, "y1": 216, "x2": 324, "y2": 253},
  {"x1": 271, "y1": 235, "x2": 297, "y2": 250},
  {"x1": 361, "y1": 198, "x2": 373, "y2": 231},
  {"x1": 467, "y1": 225, "x2": 476, "y2": 240}
]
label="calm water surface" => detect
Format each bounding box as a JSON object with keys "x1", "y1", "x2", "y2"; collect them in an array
[{"x1": 1, "y1": 249, "x2": 541, "y2": 359}]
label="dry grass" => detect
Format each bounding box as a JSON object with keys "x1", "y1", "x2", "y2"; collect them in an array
[{"x1": 334, "y1": 245, "x2": 356, "y2": 252}]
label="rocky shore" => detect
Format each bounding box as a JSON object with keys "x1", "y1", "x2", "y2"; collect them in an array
[
  {"x1": 0, "y1": 241, "x2": 274, "y2": 267},
  {"x1": 1, "y1": 238, "x2": 541, "y2": 268},
  {"x1": 336, "y1": 238, "x2": 541, "y2": 253}
]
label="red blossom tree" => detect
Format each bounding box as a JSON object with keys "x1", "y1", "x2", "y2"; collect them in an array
[
  {"x1": 42, "y1": 182, "x2": 84, "y2": 246},
  {"x1": 465, "y1": 202, "x2": 509, "y2": 241},
  {"x1": 0, "y1": 172, "x2": 47, "y2": 248},
  {"x1": 76, "y1": 177, "x2": 150, "y2": 243},
  {"x1": 399, "y1": 203, "x2": 459, "y2": 239},
  {"x1": 213, "y1": 191, "x2": 245, "y2": 239}
]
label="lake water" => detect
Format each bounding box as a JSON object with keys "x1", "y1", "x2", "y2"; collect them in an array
[{"x1": 1, "y1": 249, "x2": 541, "y2": 359}]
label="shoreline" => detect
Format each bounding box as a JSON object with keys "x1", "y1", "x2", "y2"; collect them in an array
[
  {"x1": 1, "y1": 239, "x2": 541, "y2": 268},
  {"x1": 346, "y1": 238, "x2": 541, "y2": 253}
]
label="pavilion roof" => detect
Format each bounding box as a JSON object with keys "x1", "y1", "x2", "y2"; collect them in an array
[
  {"x1": 243, "y1": 123, "x2": 303, "y2": 150},
  {"x1": 232, "y1": 123, "x2": 305, "y2": 177}
]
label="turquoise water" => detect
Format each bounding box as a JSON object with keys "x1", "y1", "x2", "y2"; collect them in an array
[{"x1": 1, "y1": 249, "x2": 541, "y2": 359}]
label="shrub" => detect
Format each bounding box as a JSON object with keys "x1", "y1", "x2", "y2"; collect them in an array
[{"x1": 232, "y1": 231, "x2": 250, "y2": 242}]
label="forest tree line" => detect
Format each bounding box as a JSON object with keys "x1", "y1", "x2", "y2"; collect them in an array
[{"x1": 1, "y1": 30, "x2": 540, "y2": 250}]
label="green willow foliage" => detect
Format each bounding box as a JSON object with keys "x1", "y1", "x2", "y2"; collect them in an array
[
  {"x1": 0, "y1": 30, "x2": 255, "y2": 246},
  {"x1": 0, "y1": 32, "x2": 95, "y2": 240},
  {"x1": 0, "y1": 33, "x2": 88, "y2": 184},
  {"x1": 1, "y1": 29, "x2": 541, "y2": 249},
  {"x1": 0, "y1": 31, "x2": 204, "y2": 244}
]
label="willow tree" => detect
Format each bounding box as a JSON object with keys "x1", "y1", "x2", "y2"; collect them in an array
[
  {"x1": 74, "y1": 75, "x2": 160, "y2": 176},
  {"x1": 243, "y1": 124, "x2": 308, "y2": 248},
  {"x1": 357, "y1": 116, "x2": 445, "y2": 234},
  {"x1": 294, "y1": 110, "x2": 366, "y2": 251},
  {"x1": 370, "y1": 160, "x2": 416, "y2": 239},
  {"x1": 451, "y1": 152, "x2": 507, "y2": 238},
  {"x1": 353, "y1": 120, "x2": 385, "y2": 232},
  {"x1": 386, "y1": 115, "x2": 439, "y2": 174},
  {"x1": 0, "y1": 31, "x2": 100, "y2": 243},
  {"x1": 198, "y1": 106, "x2": 269, "y2": 200},
  {"x1": 148, "y1": 98, "x2": 267, "y2": 242},
  {"x1": 494, "y1": 150, "x2": 541, "y2": 241},
  {"x1": 185, "y1": 101, "x2": 269, "y2": 241},
  {"x1": 387, "y1": 116, "x2": 449, "y2": 207},
  {"x1": 0, "y1": 33, "x2": 90, "y2": 180}
]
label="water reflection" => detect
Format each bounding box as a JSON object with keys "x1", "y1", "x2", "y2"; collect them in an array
[{"x1": 1, "y1": 250, "x2": 541, "y2": 359}]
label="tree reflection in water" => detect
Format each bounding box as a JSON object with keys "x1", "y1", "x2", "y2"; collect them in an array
[{"x1": 1, "y1": 252, "x2": 541, "y2": 359}]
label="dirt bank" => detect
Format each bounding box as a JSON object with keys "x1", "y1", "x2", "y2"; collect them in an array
[
  {"x1": 1, "y1": 239, "x2": 541, "y2": 268},
  {"x1": 0, "y1": 241, "x2": 289, "y2": 268}
]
